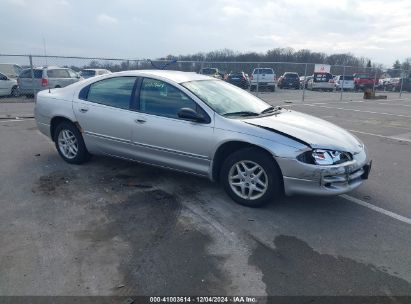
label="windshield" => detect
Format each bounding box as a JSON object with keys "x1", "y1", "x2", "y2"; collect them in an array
[{"x1": 182, "y1": 80, "x2": 270, "y2": 116}]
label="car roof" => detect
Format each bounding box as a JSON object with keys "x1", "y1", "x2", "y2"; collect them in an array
[
  {"x1": 108, "y1": 70, "x2": 213, "y2": 83},
  {"x1": 32, "y1": 66, "x2": 70, "y2": 70}
]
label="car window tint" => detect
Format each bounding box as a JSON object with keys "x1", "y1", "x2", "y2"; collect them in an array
[
  {"x1": 314, "y1": 73, "x2": 332, "y2": 82},
  {"x1": 81, "y1": 70, "x2": 95, "y2": 77},
  {"x1": 19, "y1": 69, "x2": 42, "y2": 78},
  {"x1": 140, "y1": 78, "x2": 197, "y2": 119},
  {"x1": 285, "y1": 73, "x2": 298, "y2": 78},
  {"x1": 87, "y1": 77, "x2": 136, "y2": 109},
  {"x1": 47, "y1": 69, "x2": 70, "y2": 78},
  {"x1": 343, "y1": 75, "x2": 354, "y2": 80},
  {"x1": 0, "y1": 72, "x2": 7, "y2": 80},
  {"x1": 262, "y1": 68, "x2": 273, "y2": 74},
  {"x1": 19, "y1": 70, "x2": 30, "y2": 78}
]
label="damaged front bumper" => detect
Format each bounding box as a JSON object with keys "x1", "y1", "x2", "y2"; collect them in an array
[{"x1": 277, "y1": 149, "x2": 371, "y2": 196}]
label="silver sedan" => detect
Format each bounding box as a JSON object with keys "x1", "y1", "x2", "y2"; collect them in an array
[{"x1": 35, "y1": 70, "x2": 371, "y2": 207}]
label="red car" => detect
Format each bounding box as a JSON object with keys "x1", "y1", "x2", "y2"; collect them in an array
[{"x1": 353, "y1": 73, "x2": 379, "y2": 91}]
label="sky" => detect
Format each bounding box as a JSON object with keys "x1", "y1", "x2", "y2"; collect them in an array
[{"x1": 1, "y1": 0, "x2": 410, "y2": 67}]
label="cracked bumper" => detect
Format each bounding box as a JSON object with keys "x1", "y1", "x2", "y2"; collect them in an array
[{"x1": 276, "y1": 149, "x2": 371, "y2": 196}]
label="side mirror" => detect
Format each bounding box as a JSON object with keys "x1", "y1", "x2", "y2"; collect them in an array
[{"x1": 178, "y1": 108, "x2": 206, "y2": 123}]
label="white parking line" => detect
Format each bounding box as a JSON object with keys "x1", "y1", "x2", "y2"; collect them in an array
[
  {"x1": 297, "y1": 104, "x2": 411, "y2": 118},
  {"x1": 347, "y1": 129, "x2": 411, "y2": 143},
  {"x1": 0, "y1": 118, "x2": 35, "y2": 123},
  {"x1": 312, "y1": 101, "x2": 411, "y2": 107},
  {"x1": 340, "y1": 194, "x2": 411, "y2": 225}
]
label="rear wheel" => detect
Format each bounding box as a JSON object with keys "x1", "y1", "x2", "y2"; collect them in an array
[
  {"x1": 220, "y1": 148, "x2": 282, "y2": 207},
  {"x1": 270, "y1": 85, "x2": 275, "y2": 92},
  {"x1": 54, "y1": 121, "x2": 90, "y2": 164}
]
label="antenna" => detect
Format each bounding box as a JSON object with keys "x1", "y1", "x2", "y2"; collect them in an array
[{"x1": 43, "y1": 36, "x2": 48, "y2": 66}]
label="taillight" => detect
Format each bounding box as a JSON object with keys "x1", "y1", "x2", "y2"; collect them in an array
[{"x1": 42, "y1": 78, "x2": 48, "y2": 87}]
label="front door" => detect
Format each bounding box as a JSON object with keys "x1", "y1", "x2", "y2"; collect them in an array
[{"x1": 130, "y1": 77, "x2": 215, "y2": 176}]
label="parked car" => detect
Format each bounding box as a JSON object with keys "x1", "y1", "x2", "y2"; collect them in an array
[
  {"x1": 379, "y1": 78, "x2": 399, "y2": 91},
  {"x1": 277, "y1": 72, "x2": 300, "y2": 89},
  {"x1": 35, "y1": 70, "x2": 371, "y2": 207},
  {"x1": 18, "y1": 66, "x2": 82, "y2": 96},
  {"x1": 80, "y1": 69, "x2": 111, "y2": 79},
  {"x1": 306, "y1": 73, "x2": 335, "y2": 91},
  {"x1": 199, "y1": 67, "x2": 223, "y2": 79},
  {"x1": 334, "y1": 75, "x2": 355, "y2": 91},
  {"x1": 0, "y1": 63, "x2": 23, "y2": 79},
  {"x1": 0, "y1": 72, "x2": 19, "y2": 97},
  {"x1": 250, "y1": 68, "x2": 276, "y2": 92},
  {"x1": 389, "y1": 78, "x2": 411, "y2": 92},
  {"x1": 300, "y1": 76, "x2": 313, "y2": 89},
  {"x1": 226, "y1": 71, "x2": 250, "y2": 89},
  {"x1": 353, "y1": 73, "x2": 378, "y2": 91}
]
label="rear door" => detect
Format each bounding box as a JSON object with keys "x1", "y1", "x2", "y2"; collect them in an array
[{"x1": 73, "y1": 76, "x2": 138, "y2": 157}]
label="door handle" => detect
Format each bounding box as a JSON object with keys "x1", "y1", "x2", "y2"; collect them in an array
[
  {"x1": 134, "y1": 119, "x2": 146, "y2": 124},
  {"x1": 79, "y1": 108, "x2": 88, "y2": 113}
]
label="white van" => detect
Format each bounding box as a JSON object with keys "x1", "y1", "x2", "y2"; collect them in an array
[{"x1": 0, "y1": 63, "x2": 23, "y2": 79}]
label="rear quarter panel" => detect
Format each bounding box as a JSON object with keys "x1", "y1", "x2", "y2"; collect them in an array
[{"x1": 35, "y1": 89, "x2": 77, "y2": 139}]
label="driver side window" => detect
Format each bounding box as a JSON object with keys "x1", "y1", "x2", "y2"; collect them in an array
[{"x1": 139, "y1": 78, "x2": 197, "y2": 119}]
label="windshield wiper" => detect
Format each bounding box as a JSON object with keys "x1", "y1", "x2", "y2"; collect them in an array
[
  {"x1": 260, "y1": 106, "x2": 282, "y2": 114},
  {"x1": 223, "y1": 111, "x2": 260, "y2": 117}
]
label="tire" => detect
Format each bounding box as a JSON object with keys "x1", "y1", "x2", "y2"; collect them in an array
[
  {"x1": 250, "y1": 85, "x2": 256, "y2": 92},
  {"x1": 11, "y1": 86, "x2": 20, "y2": 97},
  {"x1": 55, "y1": 85, "x2": 61, "y2": 88},
  {"x1": 54, "y1": 121, "x2": 90, "y2": 164},
  {"x1": 220, "y1": 147, "x2": 282, "y2": 207},
  {"x1": 270, "y1": 85, "x2": 275, "y2": 92}
]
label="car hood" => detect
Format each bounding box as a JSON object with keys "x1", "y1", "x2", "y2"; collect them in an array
[{"x1": 244, "y1": 110, "x2": 363, "y2": 153}]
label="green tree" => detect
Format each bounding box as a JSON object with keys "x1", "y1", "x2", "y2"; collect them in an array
[{"x1": 393, "y1": 60, "x2": 401, "y2": 70}]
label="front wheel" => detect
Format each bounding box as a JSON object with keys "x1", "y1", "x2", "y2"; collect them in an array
[
  {"x1": 54, "y1": 121, "x2": 90, "y2": 164},
  {"x1": 220, "y1": 148, "x2": 282, "y2": 207}
]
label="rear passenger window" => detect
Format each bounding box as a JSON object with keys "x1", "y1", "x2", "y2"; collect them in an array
[
  {"x1": 139, "y1": 78, "x2": 197, "y2": 119},
  {"x1": 19, "y1": 69, "x2": 42, "y2": 78},
  {"x1": 47, "y1": 69, "x2": 69, "y2": 78},
  {"x1": 19, "y1": 70, "x2": 31, "y2": 78},
  {"x1": 87, "y1": 77, "x2": 136, "y2": 109}
]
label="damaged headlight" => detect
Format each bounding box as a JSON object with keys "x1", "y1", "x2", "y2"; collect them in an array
[{"x1": 297, "y1": 149, "x2": 353, "y2": 165}]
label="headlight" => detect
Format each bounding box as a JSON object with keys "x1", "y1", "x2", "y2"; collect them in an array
[{"x1": 297, "y1": 149, "x2": 353, "y2": 165}]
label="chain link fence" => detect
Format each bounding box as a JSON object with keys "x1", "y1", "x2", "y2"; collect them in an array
[{"x1": 1, "y1": 54, "x2": 410, "y2": 104}]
